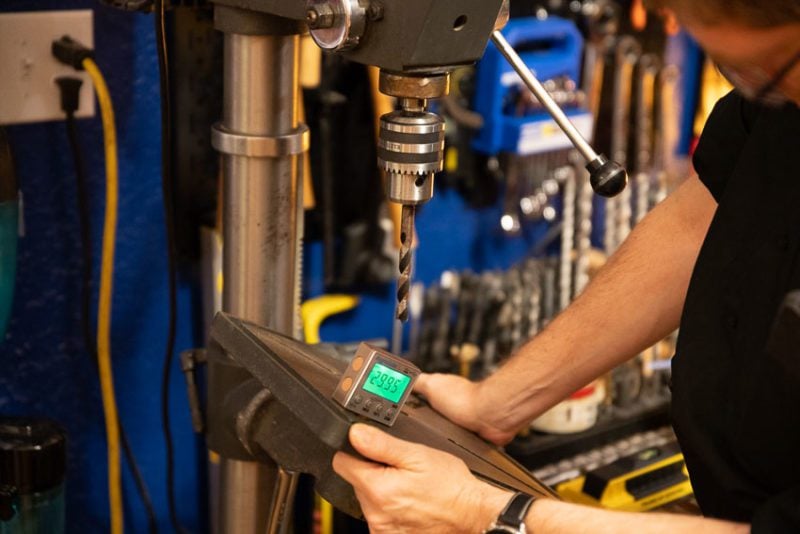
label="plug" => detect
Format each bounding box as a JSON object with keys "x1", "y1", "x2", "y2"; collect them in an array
[
  {"x1": 51, "y1": 35, "x2": 94, "y2": 70},
  {"x1": 55, "y1": 77, "x2": 83, "y2": 116}
]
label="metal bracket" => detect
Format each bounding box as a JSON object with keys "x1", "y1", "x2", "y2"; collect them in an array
[
  {"x1": 180, "y1": 349, "x2": 208, "y2": 434},
  {"x1": 211, "y1": 123, "x2": 310, "y2": 158}
]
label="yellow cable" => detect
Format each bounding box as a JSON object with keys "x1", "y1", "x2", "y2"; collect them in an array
[{"x1": 83, "y1": 57, "x2": 124, "y2": 534}]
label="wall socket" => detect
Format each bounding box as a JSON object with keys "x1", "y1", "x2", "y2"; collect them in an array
[{"x1": 0, "y1": 10, "x2": 95, "y2": 125}]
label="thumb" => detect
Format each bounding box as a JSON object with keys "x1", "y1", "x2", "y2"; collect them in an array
[
  {"x1": 414, "y1": 373, "x2": 441, "y2": 398},
  {"x1": 348, "y1": 423, "x2": 424, "y2": 469}
]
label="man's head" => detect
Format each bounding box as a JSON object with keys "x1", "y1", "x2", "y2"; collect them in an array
[
  {"x1": 644, "y1": 0, "x2": 800, "y2": 28},
  {"x1": 645, "y1": 0, "x2": 800, "y2": 106}
]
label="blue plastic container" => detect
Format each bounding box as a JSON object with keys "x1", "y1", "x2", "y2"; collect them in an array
[
  {"x1": 473, "y1": 16, "x2": 592, "y2": 156},
  {"x1": 0, "y1": 199, "x2": 17, "y2": 338}
]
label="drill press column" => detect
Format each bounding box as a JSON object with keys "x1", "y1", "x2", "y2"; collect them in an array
[
  {"x1": 209, "y1": 8, "x2": 307, "y2": 534},
  {"x1": 376, "y1": 72, "x2": 448, "y2": 321}
]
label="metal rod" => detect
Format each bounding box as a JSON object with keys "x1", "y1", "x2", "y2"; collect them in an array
[
  {"x1": 491, "y1": 31, "x2": 598, "y2": 163},
  {"x1": 215, "y1": 30, "x2": 303, "y2": 534}
]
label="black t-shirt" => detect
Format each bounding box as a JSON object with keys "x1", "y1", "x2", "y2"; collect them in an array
[{"x1": 672, "y1": 91, "x2": 800, "y2": 532}]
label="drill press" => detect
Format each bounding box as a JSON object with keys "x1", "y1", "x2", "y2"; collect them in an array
[{"x1": 204, "y1": 0, "x2": 629, "y2": 531}]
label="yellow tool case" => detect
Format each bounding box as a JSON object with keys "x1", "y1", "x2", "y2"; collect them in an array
[{"x1": 557, "y1": 440, "x2": 693, "y2": 512}]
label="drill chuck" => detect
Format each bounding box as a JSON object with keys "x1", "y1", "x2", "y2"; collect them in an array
[{"x1": 378, "y1": 110, "x2": 445, "y2": 205}]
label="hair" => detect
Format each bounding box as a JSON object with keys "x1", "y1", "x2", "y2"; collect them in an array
[{"x1": 643, "y1": 0, "x2": 800, "y2": 27}]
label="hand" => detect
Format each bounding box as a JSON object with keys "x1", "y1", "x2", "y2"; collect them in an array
[
  {"x1": 415, "y1": 373, "x2": 517, "y2": 445},
  {"x1": 332, "y1": 424, "x2": 511, "y2": 534}
]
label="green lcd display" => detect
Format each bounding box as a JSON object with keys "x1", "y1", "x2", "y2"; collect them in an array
[{"x1": 361, "y1": 362, "x2": 411, "y2": 403}]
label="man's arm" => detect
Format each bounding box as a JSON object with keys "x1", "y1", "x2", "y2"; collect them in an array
[
  {"x1": 417, "y1": 174, "x2": 717, "y2": 443},
  {"x1": 333, "y1": 424, "x2": 749, "y2": 534},
  {"x1": 519, "y1": 498, "x2": 748, "y2": 534}
]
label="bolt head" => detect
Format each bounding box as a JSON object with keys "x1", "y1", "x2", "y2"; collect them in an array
[{"x1": 367, "y1": 2, "x2": 384, "y2": 21}]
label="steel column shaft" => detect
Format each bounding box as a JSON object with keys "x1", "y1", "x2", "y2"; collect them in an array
[
  {"x1": 214, "y1": 30, "x2": 303, "y2": 534},
  {"x1": 223, "y1": 32, "x2": 301, "y2": 332}
]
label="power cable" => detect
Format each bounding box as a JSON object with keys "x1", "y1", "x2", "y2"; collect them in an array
[
  {"x1": 154, "y1": 2, "x2": 190, "y2": 533},
  {"x1": 80, "y1": 55, "x2": 124, "y2": 534},
  {"x1": 58, "y1": 76, "x2": 160, "y2": 534}
]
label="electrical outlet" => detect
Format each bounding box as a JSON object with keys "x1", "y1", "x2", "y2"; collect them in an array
[{"x1": 0, "y1": 10, "x2": 95, "y2": 125}]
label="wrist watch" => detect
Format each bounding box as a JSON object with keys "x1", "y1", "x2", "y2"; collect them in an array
[{"x1": 483, "y1": 492, "x2": 537, "y2": 534}]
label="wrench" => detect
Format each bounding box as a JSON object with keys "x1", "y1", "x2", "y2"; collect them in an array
[
  {"x1": 609, "y1": 37, "x2": 641, "y2": 252},
  {"x1": 634, "y1": 54, "x2": 660, "y2": 224}
]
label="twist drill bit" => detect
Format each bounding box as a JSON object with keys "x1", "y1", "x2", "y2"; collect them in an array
[{"x1": 396, "y1": 205, "x2": 416, "y2": 322}]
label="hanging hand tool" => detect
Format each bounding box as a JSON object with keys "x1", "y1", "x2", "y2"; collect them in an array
[
  {"x1": 541, "y1": 258, "x2": 558, "y2": 327},
  {"x1": 607, "y1": 36, "x2": 642, "y2": 253},
  {"x1": 653, "y1": 65, "x2": 681, "y2": 205},
  {"x1": 558, "y1": 166, "x2": 577, "y2": 312},
  {"x1": 430, "y1": 271, "x2": 457, "y2": 373},
  {"x1": 460, "y1": 273, "x2": 492, "y2": 378},
  {"x1": 416, "y1": 283, "x2": 440, "y2": 370},
  {"x1": 634, "y1": 54, "x2": 660, "y2": 224},
  {"x1": 573, "y1": 153, "x2": 594, "y2": 297},
  {"x1": 450, "y1": 273, "x2": 477, "y2": 363},
  {"x1": 501, "y1": 156, "x2": 523, "y2": 235},
  {"x1": 480, "y1": 275, "x2": 505, "y2": 376}
]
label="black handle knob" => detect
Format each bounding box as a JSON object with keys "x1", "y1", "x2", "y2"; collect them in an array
[{"x1": 586, "y1": 155, "x2": 628, "y2": 198}]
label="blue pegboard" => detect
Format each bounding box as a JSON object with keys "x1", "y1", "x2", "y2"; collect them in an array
[{"x1": 0, "y1": 2, "x2": 203, "y2": 531}]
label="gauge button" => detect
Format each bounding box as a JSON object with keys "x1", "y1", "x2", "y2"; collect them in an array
[{"x1": 340, "y1": 377, "x2": 353, "y2": 392}]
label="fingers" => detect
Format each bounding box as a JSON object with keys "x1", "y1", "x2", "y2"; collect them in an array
[
  {"x1": 347, "y1": 423, "x2": 426, "y2": 470},
  {"x1": 332, "y1": 450, "x2": 381, "y2": 486}
]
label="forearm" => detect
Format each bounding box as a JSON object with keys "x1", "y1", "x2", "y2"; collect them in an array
[
  {"x1": 478, "y1": 175, "x2": 716, "y2": 429},
  {"x1": 525, "y1": 499, "x2": 749, "y2": 534}
]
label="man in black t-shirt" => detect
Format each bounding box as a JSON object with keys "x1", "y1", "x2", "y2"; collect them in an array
[{"x1": 332, "y1": 2, "x2": 800, "y2": 533}]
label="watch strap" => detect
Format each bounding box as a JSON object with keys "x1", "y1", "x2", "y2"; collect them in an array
[{"x1": 498, "y1": 492, "x2": 536, "y2": 527}]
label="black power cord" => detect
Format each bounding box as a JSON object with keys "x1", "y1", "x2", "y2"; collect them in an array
[
  {"x1": 154, "y1": 2, "x2": 190, "y2": 533},
  {"x1": 55, "y1": 76, "x2": 159, "y2": 534}
]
